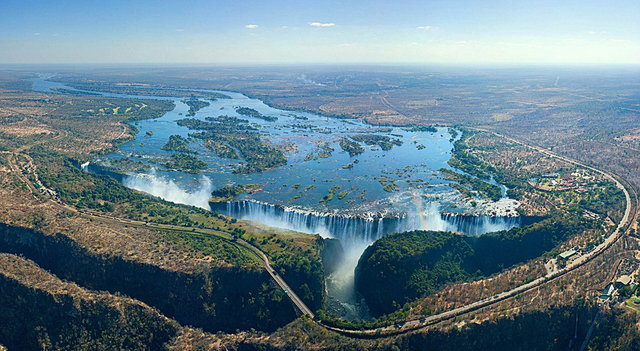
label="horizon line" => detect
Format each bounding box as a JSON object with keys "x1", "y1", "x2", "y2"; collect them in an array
[{"x1": 1, "y1": 61, "x2": 639, "y2": 68}]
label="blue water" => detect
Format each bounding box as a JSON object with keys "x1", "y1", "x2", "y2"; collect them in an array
[
  {"x1": 31, "y1": 76, "x2": 473, "y2": 218},
  {"x1": 30, "y1": 75, "x2": 524, "y2": 317}
]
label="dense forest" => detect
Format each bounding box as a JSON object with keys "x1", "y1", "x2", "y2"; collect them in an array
[
  {"x1": 161, "y1": 134, "x2": 196, "y2": 153},
  {"x1": 0, "y1": 254, "x2": 180, "y2": 351},
  {"x1": 235, "y1": 107, "x2": 278, "y2": 121},
  {"x1": 0, "y1": 224, "x2": 296, "y2": 334},
  {"x1": 350, "y1": 134, "x2": 403, "y2": 151},
  {"x1": 160, "y1": 152, "x2": 207, "y2": 173},
  {"x1": 182, "y1": 98, "x2": 210, "y2": 116},
  {"x1": 355, "y1": 214, "x2": 593, "y2": 315},
  {"x1": 176, "y1": 117, "x2": 287, "y2": 173}
]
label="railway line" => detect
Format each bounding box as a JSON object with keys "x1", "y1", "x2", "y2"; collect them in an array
[{"x1": 6, "y1": 128, "x2": 637, "y2": 339}]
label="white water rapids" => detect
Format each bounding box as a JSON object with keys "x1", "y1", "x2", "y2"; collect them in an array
[{"x1": 115, "y1": 174, "x2": 519, "y2": 319}]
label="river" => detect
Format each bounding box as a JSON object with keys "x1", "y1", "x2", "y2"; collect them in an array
[{"x1": 30, "y1": 75, "x2": 521, "y2": 319}]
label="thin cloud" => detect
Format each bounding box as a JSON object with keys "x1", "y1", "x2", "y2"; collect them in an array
[
  {"x1": 245, "y1": 24, "x2": 259, "y2": 29},
  {"x1": 588, "y1": 31, "x2": 596, "y2": 35},
  {"x1": 176, "y1": 28, "x2": 185, "y2": 32},
  {"x1": 309, "y1": 22, "x2": 335, "y2": 27},
  {"x1": 417, "y1": 26, "x2": 434, "y2": 30},
  {"x1": 32, "y1": 32, "x2": 41, "y2": 36}
]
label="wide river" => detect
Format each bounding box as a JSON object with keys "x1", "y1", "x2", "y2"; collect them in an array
[{"x1": 30, "y1": 76, "x2": 520, "y2": 319}]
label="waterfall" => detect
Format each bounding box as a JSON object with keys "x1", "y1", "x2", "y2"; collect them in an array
[
  {"x1": 123, "y1": 172, "x2": 214, "y2": 210},
  {"x1": 214, "y1": 199, "x2": 522, "y2": 319},
  {"x1": 212, "y1": 200, "x2": 520, "y2": 242}
]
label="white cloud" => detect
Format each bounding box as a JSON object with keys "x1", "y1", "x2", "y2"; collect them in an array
[
  {"x1": 176, "y1": 28, "x2": 185, "y2": 32},
  {"x1": 32, "y1": 32, "x2": 41, "y2": 36},
  {"x1": 245, "y1": 24, "x2": 259, "y2": 29},
  {"x1": 588, "y1": 31, "x2": 596, "y2": 35},
  {"x1": 309, "y1": 22, "x2": 335, "y2": 27},
  {"x1": 417, "y1": 26, "x2": 434, "y2": 30}
]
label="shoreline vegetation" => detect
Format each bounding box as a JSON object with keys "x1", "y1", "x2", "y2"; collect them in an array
[
  {"x1": 176, "y1": 116, "x2": 287, "y2": 173},
  {"x1": 58, "y1": 80, "x2": 232, "y2": 100},
  {"x1": 235, "y1": 107, "x2": 278, "y2": 122},
  {"x1": 210, "y1": 184, "x2": 264, "y2": 202},
  {"x1": 161, "y1": 135, "x2": 196, "y2": 154},
  {"x1": 159, "y1": 153, "x2": 207, "y2": 174},
  {"x1": 182, "y1": 98, "x2": 210, "y2": 116},
  {"x1": 440, "y1": 168, "x2": 502, "y2": 202},
  {"x1": 318, "y1": 214, "x2": 595, "y2": 328}
]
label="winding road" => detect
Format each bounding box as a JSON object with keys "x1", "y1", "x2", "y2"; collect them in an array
[
  {"x1": 8, "y1": 127, "x2": 636, "y2": 339},
  {"x1": 7, "y1": 148, "x2": 315, "y2": 319},
  {"x1": 318, "y1": 129, "x2": 636, "y2": 337}
]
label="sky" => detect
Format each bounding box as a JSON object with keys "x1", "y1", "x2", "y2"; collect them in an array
[{"x1": 1, "y1": 0, "x2": 639, "y2": 64}]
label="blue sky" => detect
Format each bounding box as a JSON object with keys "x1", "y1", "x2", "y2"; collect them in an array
[{"x1": 1, "y1": 0, "x2": 639, "y2": 64}]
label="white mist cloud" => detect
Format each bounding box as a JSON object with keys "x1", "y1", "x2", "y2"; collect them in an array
[
  {"x1": 123, "y1": 172, "x2": 213, "y2": 210},
  {"x1": 417, "y1": 25, "x2": 434, "y2": 30},
  {"x1": 245, "y1": 24, "x2": 259, "y2": 29},
  {"x1": 309, "y1": 22, "x2": 335, "y2": 27}
]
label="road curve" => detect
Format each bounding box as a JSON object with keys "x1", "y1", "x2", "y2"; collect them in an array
[
  {"x1": 10, "y1": 127, "x2": 635, "y2": 338},
  {"x1": 318, "y1": 128, "x2": 635, "y2": 337},
  {"x1": 237, "y1": 238, "x2": 315, "y2": 318},
  {"x1": 7, "y1": 150, "x2": 317, "y2": 319}
]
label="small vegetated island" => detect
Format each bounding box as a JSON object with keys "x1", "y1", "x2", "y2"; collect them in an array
[
  {"x1": 161, "y1": 135, "x2": 196, "y2": 153},
  {"x1": 209, "y1": 183, "x2": 263, "y2": 202},
  {"x1": 182, "y1": 98, "x2": 210, "y2": 116},
  {"x1": 160, "y1": 153, "x2": 207, "y2": 174},
  {"x1": 403, "y1": 125, "x2": 438, "y2": 133},
  {"x1": 338, "y1": 137, "x2": 364, "y2": 157},
  {"x1": 342, "y1": 129, "x2": 626, "y2": 323},
  {"x1": 235, "y1": 106, "x2": 278, "y2": 122},
  {"x1": 336, "y1": 133, "x2": 402, "y2": 157},
  {"x1": 158, "y1": 134, "x2": 206, "y2": 173},
  {"x1": 350, "y1": 134, "x2": 403, "y2": 151},
  {"x1": 176, "y1": 115, "x2": 287, "y2": 173}
]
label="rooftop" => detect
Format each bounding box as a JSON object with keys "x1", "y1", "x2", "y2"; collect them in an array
[
  {"x1": 559, "y1": 249, "x2": 577, "y2": 259},
  {"x1": 617, "y1": 275, "x2": 632, "y2": 286}
]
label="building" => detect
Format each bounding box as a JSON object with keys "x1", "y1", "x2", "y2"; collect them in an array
[
  {"x1": 616, "y1": 275, "x2": 632, "y2": 286},
  {"x1": 559, "y1": 249, "x2": 577, "y2": 260},
  {"x1": 600, "y1": 284, "x2": 615, "y2": 300}
]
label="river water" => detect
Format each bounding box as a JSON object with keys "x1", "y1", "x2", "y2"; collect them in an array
[{"x1": 30, "y1": 75, "x2": 520, "y2": 319}]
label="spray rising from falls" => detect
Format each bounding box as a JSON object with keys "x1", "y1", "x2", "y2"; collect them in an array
[
  {"x1": 123, "y1": 172, "x2": 214, "y2": 210},
  {"x1": 215, "y1": 198, "x2": 521, "y2": 318},
  {"x1": 216, "y1": 200, "x2": 520, "y2": 243}
]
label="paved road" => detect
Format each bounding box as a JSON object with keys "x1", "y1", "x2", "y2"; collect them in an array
[
  {"x1": 319, "y1": 129, "x2": 635, "y2": 337},
  {"x1": 8, "y1": 128, "x2": 636, "y2": 338},
  {"x1": 238, "y1": 238, "x2": 315, "y2": 318},
  {"x1": 7, "y1": 150, "x2": 317, "y2": 318}
]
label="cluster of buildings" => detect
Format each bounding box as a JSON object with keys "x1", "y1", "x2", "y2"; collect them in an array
[
  {"x1": 528, "y1": 170, "x2": 599, "y2": 193},
  {"x1": 600, "y1": 275, "x2": 635, "y2": 302}
]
